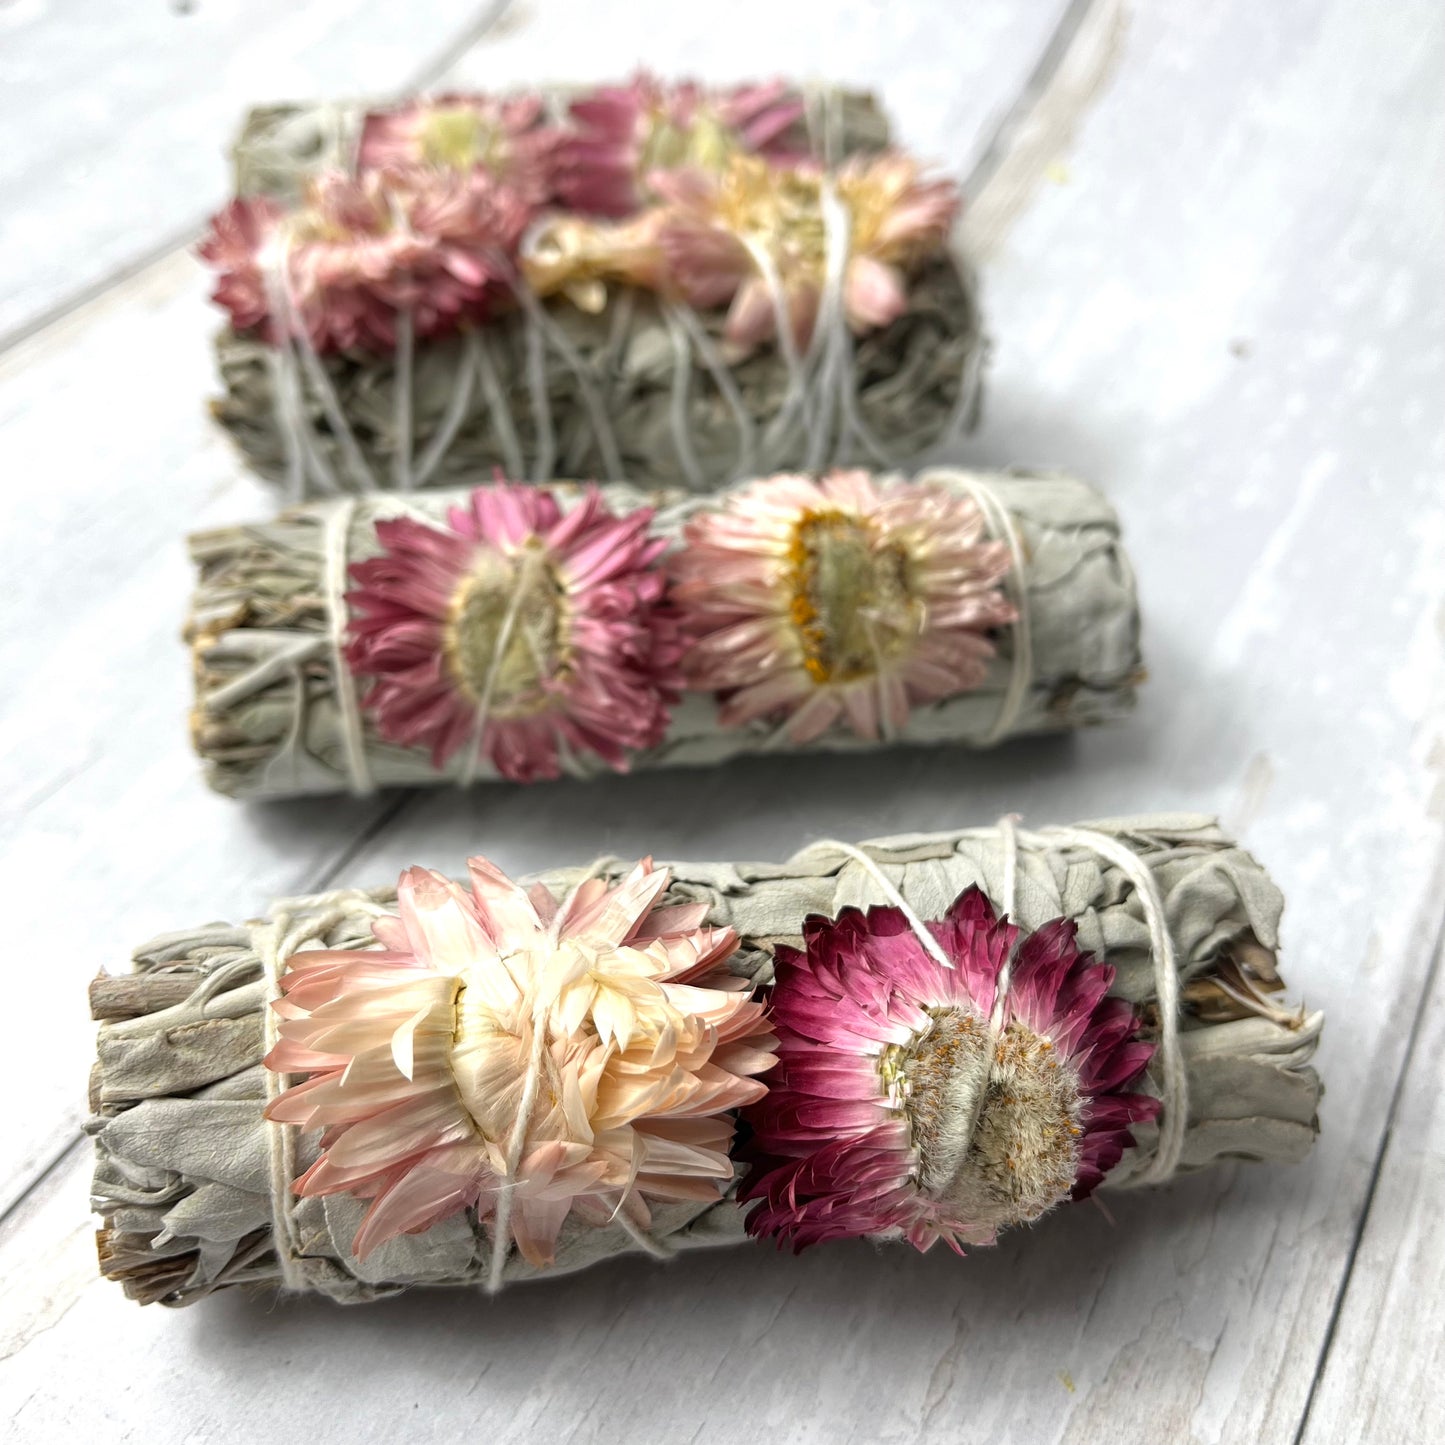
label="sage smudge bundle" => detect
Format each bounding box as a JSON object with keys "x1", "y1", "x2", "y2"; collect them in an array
[
  {"x1": 201, "y1": 80, "x2": 985, "y2": 496},
  {"x1": 186, "y1": 468, "x2": 1142, "y2": 800},
  {"x1": 89, "y1": 816, "x2": 1322, "y2": 1306}
]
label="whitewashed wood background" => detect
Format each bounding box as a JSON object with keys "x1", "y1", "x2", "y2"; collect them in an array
[{"x1": 0, "y1": 1, "x2": 1441, "y2": 1441}]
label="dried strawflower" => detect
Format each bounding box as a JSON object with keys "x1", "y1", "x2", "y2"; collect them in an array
[
  {"x1": 520, "y1": 210, "x2": 668, "y2": 313},
  {"x1": 557, "y1": 72, "x2": 807, "y2": 216},
  {"x1": 358, "y1": 93, "x2": 561, "y2": 205},
  {"x1": 672, "y1": 470, "x2": 1016, "y2": 744},
  {"x1": 655, "y1": 151, "x2": 960, "y2": 356},
  {"x1": 266, "y1": 856, "x2": 775, "y2": 1263},
  {"x1": 345, "y1": 481, "x2": 680, "y2": 782},
  {"x1": 741, "y1": 886, "x2": 1160, "y2": 1252},
  {"x1": 198, "y1": 167, "x2": 531, "y2": 354}
]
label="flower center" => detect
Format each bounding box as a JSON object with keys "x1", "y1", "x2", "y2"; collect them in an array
[
  {"x1": 640, "y1": 108, "x2": 737, "y2": 180},
  {"x1": 444, "y1": 542, "x2": 567, "y2": 716},
  {"x1": 886, "y1": 1008, "x2": 1084, "y2": 1236},
  {"x1": 418, "y1": 107, "x2": 497, "y2": 171},
  {"x1": 786, "y1": 509, "x2": 922, "y2": 683},
  {"x1": 713, "y1": 159, "x2": 827, "y2": 281}
]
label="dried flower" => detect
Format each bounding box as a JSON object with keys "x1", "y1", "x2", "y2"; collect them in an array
[
  {"x1": 520, "y1": 209, "x2": 668, "y2": 314},
  {"x1": 655, "y1": 151, "x2": 959, "y2": 355},
  {"x1": 346, "y1": 481, "x2": 681, "y2": 782},
  {"x1": 741, "y1": 886, "x2": 1160, "y2": 1252},
  {"x1": 198, "y1": 167, "x2": 531, "y2": 354},
  {"x1": 557, "y1": 72, "x2": 807, "y2": 216},
  {"x1": 672, "y1": 470, "x2": 1016, "y2": 744},
  {"x1": 266, "y1": 856, "x2": 775, "y2": 1264},
  {"x1": 358, "y1": 93, "x2": 562, "y2": 205}
]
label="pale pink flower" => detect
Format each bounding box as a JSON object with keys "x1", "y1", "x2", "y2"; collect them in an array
[
  {"x1": 672, "y1": 470, "x2": 1016, "y2": 744},
  {"x1": 742, "y1": 886, "x2": 1159, "y2": 1252},
  {"x1": 655, "y1": 151, "x2": 960, "y2": 356},
  {"x1": 358, "y1": 93, "x2": 562, "y2": 205},
  {"x1": 557, "y1": 72, "x2": 808, "y2": 216},
  {"x1": 198, "y1": 167, "x2": 531, "y2": 354},
  {"x1": 266, "y1": 856, "x2": 775, "y2": 1264},
  {"x1": 345, "y1": 480, "x2": 681, "y2": 783}
]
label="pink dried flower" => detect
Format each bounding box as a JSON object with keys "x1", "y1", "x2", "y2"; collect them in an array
[
  {"x1": 741, "y1": 886, "x2": 1160, "y2": 1253},
  {"x1": 671, "y1": 470, "x2": 1016, "y2": 745},
  {"x1": 345, "y1": 480, "x2": 682, "y2": 783},
  {"x1": 557, "y1": 72, "x2": 808, "y2": 216},
  {"x1": 655, "y1": 151, "x2": 959, "y2": 356},
  {"x1": 198, "y1": 167, "x2": 531, "y2": 354},
  {"x1": 266, "y1": 855, "x2": 775, "y2": 1264},
  {"x1": 358, "y1": 93, "x2": 562, "y2": 205}
]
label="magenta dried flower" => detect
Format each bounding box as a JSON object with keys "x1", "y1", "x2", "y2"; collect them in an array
[
  {"x1": 358, "y1": 93, "x2": 563, "y2": 205},
  {"x1": 345, "y1": 480, "x2": 682, "y2": 783},
  {"x1": 742, "y1": 886, "x2": 1160, "y2": 1253}
]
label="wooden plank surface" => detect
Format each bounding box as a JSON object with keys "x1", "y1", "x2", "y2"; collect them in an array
[
  {"x1": 0, "y1": 0, "x2": 500, "y2": 345},
  {"x1": 0, "y1": 1, "x2": 1441, "y2": 1442},
  {"x1": 1300, "y1": 923, "x2": 1445, "y2": 1444}
]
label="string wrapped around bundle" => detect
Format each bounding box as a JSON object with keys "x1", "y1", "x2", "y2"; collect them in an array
[
  {"x1": 185, "y1": 466, "x2": 1142, "y2": 799},
  {"x1": 88, "y1": 815, "x2": 1323, "y2": 1307},
  {"x1": 201, "y1": 78, "x2": 985, "y2": 496}
]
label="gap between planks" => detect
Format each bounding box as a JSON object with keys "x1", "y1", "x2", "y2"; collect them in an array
[
  {"x1": 10, "y1": 788, "x2": 422, "y2": 1235},
  {"x1": 0, "y1": 0, "x2": 515, "y2": 1210},
  {"x1": 1292, "y1": 895, "x2": 1445, "y2": 1445},
  {"x1": 0, "y1": 0, "x2": 517, "y2": 360}
]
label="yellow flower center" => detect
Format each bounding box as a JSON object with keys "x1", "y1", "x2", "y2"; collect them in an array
[
  {"x1": 885, "y1": 1009, "x2": 1085, "y2": 1234},
  {"x1": 443, "y1": 542, "x2": 568, "y2": 716},
  {"x1": 639, "y1": 108, "x2": 737, "y2": 180},
  {"x1": 709, "y1": 157, "x2": 827, "y2": 284},
  {"x1": 785, "y1": 508, "x2": 922, "y2": 684},
  {"x1": 418, "y1": 106, "x2": 499, "y2": 171}
]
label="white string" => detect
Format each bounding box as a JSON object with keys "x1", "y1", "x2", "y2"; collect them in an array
[
  {"x1": 392, "y1": 310, "x2": 415, "y2": 490},
  {"x1": 1031, "y1": 825, "x2": 1186, "y2": 1183},
  {"x1": 411, "y1": 331, "x2": 480, "y2": 488},
  {"x1": 617, "y1": 1211, "x2": 677, "y2": 1259},
  {"x1": 260, "y1": 252, "x2": 336, "y2": 501},
  {"x1": 803, "y1": 178, "x2": 852, "y2": 471},
  {"x1": 255, "y1": 82, "x2": 999, "y2": 501},
  {"x1": 486, "y1": 992, "x2": 551, "y2": 1293},
  {"x1": 484, "y1": 859, "x2": 625, "y2": 1292},
  {"x1": 257, "y1": 898, "x2": 384, "y2": 1291},
  {"x1": 258, "y1": 911, "x2": 306, "y2": 1292},
  {"x1": 796, "y1": 839, "x2": 956, "y2": 973},
  {"x1": 260, "y1": 235, "x2": 380, "y2": 495},
  {"x1": 472, "y1": 329, "x2": 527, "y2": 480},
  {"x1": 321, "y1": 497, "x2": 374, "y2": 795},
  {"x1": 455, "y1": 544, "x2": 544, "y2": 790},
  {"x1": 918, "y1": 468, "x2": 1033, "y2": 744},
  {"x1": 665, "y1": 301, "x2": 757, "y2": 480},
  {"x1": 267, "y1": 343, "x2": 310, "y2": 501},
  {"x1": 947, "y1": 812, "x2": 1022, "y2": 1174},
  {"x1": 508, "y1": 279, "x2": 625, "y2": 482},
  {"x1": 936, "y1": 259, "x2": 988, "y2": 451},
  {"x1": 663, "y1": 307, "x2": 708, "y2": 492},
  {"x1": 802, "y1": 818, "x2": 1187, "y2": 1185},
  {"x1": 743, "y1": 236, "x2": 814, "y2": 455}
]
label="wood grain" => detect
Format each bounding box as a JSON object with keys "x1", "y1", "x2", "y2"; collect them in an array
[
  {"x1": 1299, "y1": 914, "x2": 1445, "y2": 1445},
  {"x1": 0, "y1": 0, "x2": 502, "y2": 345}
]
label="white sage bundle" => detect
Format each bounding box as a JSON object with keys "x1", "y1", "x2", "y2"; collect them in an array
[
  {"x1": 89, "y1": 815, "x2": 1322, "y2": 1307},
  {"x1": 185, "y1": 468, "x2": 1142, "y2": 800},
  {"x1": 202, "y1": 83, "x2": 985, "y2": 497}
]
